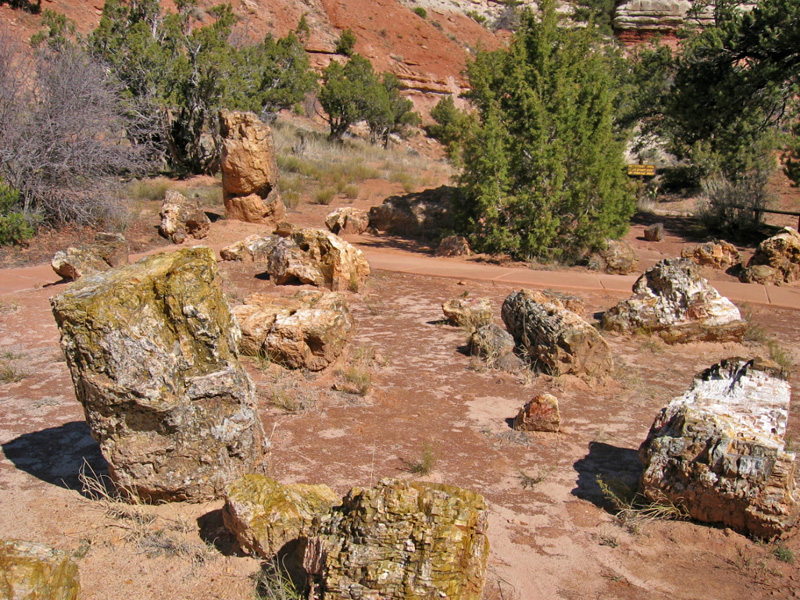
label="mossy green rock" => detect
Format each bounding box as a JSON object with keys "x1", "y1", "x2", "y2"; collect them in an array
[
  {"x1": 317, "y1": 478, "x2": 489, "y2": 600},
  {"x1": 0, "y1": 540, "x2": 80, "y2": 600},
  {"x1": 50, "y1": 247, "x2": 265, "y2": 502},
  {"x1": 223, "y1": 475, "x2": 339, "y2": 558}
]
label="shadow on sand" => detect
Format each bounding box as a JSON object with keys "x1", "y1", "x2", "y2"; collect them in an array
[
  {"x1": 2, "y1": 421, "x2": 106, "y2": 495},
  {"x1": 571, "y1": 441, "x2": 643, "y2": 511}
]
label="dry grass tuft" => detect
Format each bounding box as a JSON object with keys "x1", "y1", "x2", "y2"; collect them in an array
[{"x1": 407, "y1": 441, "x2": 437, "y2": 475}]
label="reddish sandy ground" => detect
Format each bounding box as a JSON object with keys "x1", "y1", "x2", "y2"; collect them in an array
[{"x1": 1, "y1": 183, "x2": 800, "y2": 600}]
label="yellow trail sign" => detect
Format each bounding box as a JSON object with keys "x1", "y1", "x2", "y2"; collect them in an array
[{"x1": 627, "y1": 164, "x2": 656, "y2": 177}]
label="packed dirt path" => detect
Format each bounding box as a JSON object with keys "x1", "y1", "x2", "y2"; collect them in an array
[{"x1": 1, "y1": 215, "x2": 800, "y2": 600}]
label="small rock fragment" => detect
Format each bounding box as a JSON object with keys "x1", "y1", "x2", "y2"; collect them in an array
[{"x1": 513, "y1": 394, "x2": 561, "y2": 432}]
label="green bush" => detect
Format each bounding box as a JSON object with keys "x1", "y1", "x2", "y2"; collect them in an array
[
  {"x1": 413, "y1": 6, "x2": 427, "y2": 18},
  {"x1": 335, "y1": 28, "x2": 357, "y2": 56},
  {"x1": 0, "y1": 180, "x2": 33, "y2": 246}
]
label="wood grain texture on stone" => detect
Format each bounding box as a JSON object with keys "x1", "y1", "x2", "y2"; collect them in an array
[
  {"x1": 740, "y1": 227, "x2": 800, "y2": 285},
  {"x1": 0, "y1": 540, "x2": 80, "y2": 600},
  {"x1": 639, "y1": 358, "x2": 799, "y2": 537},
  {"x1": 313, "y1": 478, "x2": 489, "y2": 600},
  {"x1": 223, "y1": 475, "x2": 339, "y2": 559},
  {"x1": 681, "y1": 240, "x2": 741, "y2": 269},
  {"x1": 50, "y1": 247, "x2": 265, "y2": 502},
  {"x1": 159, "y1": 190, "x2": 211, "y2": 244},
  {"x1": 502, "y1": 289, "x2": 612, "y2": 376},
  {"x1": 514, "y1": 394, "x2": 561, "y2": 433},
  {"x1": 602, "y1": 258, "x2": 746, "y2": 343}
]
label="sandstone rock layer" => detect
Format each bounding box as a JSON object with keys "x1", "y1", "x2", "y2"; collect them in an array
[
  {"x1": 0, "y1": 540, "x2": 80, "y2": 600},
  {"x1": 51, "y1": 247, "x2": 265, "y2": 502},
  {"x1": 639, "y1": 358, "x2": 799, "y2": 537},
  {"x1": 502, "y1": 289, "x2": 612, "y2": 376}
]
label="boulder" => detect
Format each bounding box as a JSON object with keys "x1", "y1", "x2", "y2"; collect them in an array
[
  {"x1": 644, "y1": 222, "x2": 665, "y2": 242},
  {"x1": 51, "y1": 232, "x2": 129, "y2": 281},
  {"x1": 435, "y1": 235, "x2": 471, "y2": 257},
  {"x1": 513, "y1": 394, "x2": 560, "y2": 433},
  {"x1": 310, "y1": 478, "x2": 489, "y2": 600},
  {"x1": 602, "y1": 258, "x2": 746, "y2": 343},
  {"x1": 50, "y1": 247, "x2": 265, "y2": 502},
  {"x1": 219, "y1": 110, "x2": 285, "y2": 225},
  {"x1": 681, "y1": 240, "x2": 741, "y2": 269},
  {"x1": 266, "y1": 228, "x2": 370, "y2": 292},
  {"x1": 232, "y1": 290, "x2": 354, "y2": 371},
  {"x1": 740, "y1": 227, "x2": 800, "y2": 285},
  {"x1": 442, "y1": 297, "x2": 493, "y2": 329},
  {"x1": 219, "y1": 234, "x2": 282, "y2": 262},
  {"x1": 502, "y1": 289, "x2": 613, "y2": 376},
  {"x1": 223, "y1": 475, "x2": 339, "y2": 559},
  {"x1": 0, "y1": 540, "x2": 80, "y2": 600},
  {"x1": 325, "y1": 207, "x2": 369, "y2": 235},
  {"x1": 639, "y1": 358, "x2": 799, "y2": 537},
  {"x1": 469, "y1": 324, "x2": 516, "y2": 361},
  {"x1": 368, "y1": 186, "x2": 456, "y2": 238},
  {"x1": 158, "y1": 190, "x2": 211, "y2": 244},
  {"x1": 588, "y1": 239, "x2": 638, "y2": 275}
]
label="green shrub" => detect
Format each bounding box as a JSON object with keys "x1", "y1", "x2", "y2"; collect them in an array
[
  {"x1": 335, "y1": 28, "x2": 357, "y2": 56},
  {"x1": 413, "y1": 6, "x2": 427, "y2": 18},
  {"x1": 313, "y1": 187, "x2": 336, "y2": 205},
  {"x1": 0, "y1": 180, "x2": 34, "y2": 246}
]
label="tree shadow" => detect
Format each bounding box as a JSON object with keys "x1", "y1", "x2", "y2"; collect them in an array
[
  {"x1": 631, "y1": 211, "x2": 708, "y2": 244},
  {"x1": 571, "y1": 441, "x2": 642, "y2": 511},
  {"x1": 1, "y1": 0, "x2": 41, "y2": 14},
  {"x1": 198, "y1": 508, "x2": 245, "y2": 557},
  {"x1": 1, "y1": 421, "x2": 106, "y2": 494}
]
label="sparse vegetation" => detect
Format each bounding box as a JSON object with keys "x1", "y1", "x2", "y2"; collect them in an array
[
  {"x1": 518, "y1": 467, "x2": 552, "y2": 490},
  {"x1": 407, "y1": 441, "x2": 437, "y2": 475},
  {"x1": 413, "y1": 6, "x2": 427, "y2": 19},
  {"x1": 253, "y1": 559, "x2": 303, "y2": 600},
  {"x1": 597, "y1": 475, "x2": 687, "y2": 533},
  {"x1": 772, "y1": 543, "x2": 795, "y2": 564}
]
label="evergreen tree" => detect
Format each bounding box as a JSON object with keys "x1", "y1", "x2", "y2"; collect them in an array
[{"x1": 458, "y1": 0, "x2": 633, "y2": 261}]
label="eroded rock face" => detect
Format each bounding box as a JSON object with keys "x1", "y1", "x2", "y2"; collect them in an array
[
  {"x1": 681, "y1": 240, "x2": 741, "y2": 269},
  {"x1": 325, "y1": 207, "x2": 369, "y2": 235},
  {"x1": 312, "y1": 478, "x2": 489, "y2": 600},
  {"x1": 502, "y1": 289, "x2": 613, "y2": 376},
  {"x1": 513, "y1": 394, "x2": 560, "y2": 433},
  {"x1": 232, "y1": 290, "x2": 354, "y2": 371},
  {"x1": 639, "y1": 358, "x2": 799, "y2": 537},
  {"x1": 0, "y1": 540, "x2": 80, "y2": 600},
  {"x1": 588, "y1": 239, "x2": 638, "y2": 275},
  {"x1": 267, "y1": 228, "x2": 370, "y2": 292},
  {"x1": 51, "y1": 232, "x2": 129, "y2": 281},
  {"x1": 50, "y1": 247, "x2": 265, "y2": 502},
  {"x1": 442, "y1": 297, "x2": 493, "y2": 329},
  {"x1": 602, "y1": 258, "x2": 746, "y2": 343},
  {"x1": 219, "y1": 110, "x2": 285, "y2": 224},
  {"x1": 368, "y1": 186, "x2": 455, "y2": 238},
  {"x1": 740, "y1": 227, "x2": 800, "y2": 285},
  {"x1": 223, "y1": 475, "x2": 339, "y2": 559},
  {"x1": 159, "y1": 190, "x2": 211, "y2": 244}
]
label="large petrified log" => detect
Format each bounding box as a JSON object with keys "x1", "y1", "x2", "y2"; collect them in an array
[
  {"x1": 158, "y1": 189, "x2": 211, "y2": 244},
  {"x1": 602, "y1": 258, "x2": 746, "y2": 343},
  {"x1": 502, "y1": 289, "x2": 613, "y2": 376},
  {"x1": 311, "y1": 478, "x2": 489, "y2": 600},
  {"x1": 639, "y1": 357, "x2": 799, "y2": 537},
  {"x1": 0, "y1": 540, "x2": 80, "y2": 600},
  {"x1": 219, "y1": 110, "x2": 285, "y2": 225},
  {"x1": 740, "y1": 227, "x2": 800, "y2": 285},
  {"x1": 50, "y1": 247, "x2": 265, "y2": 502}
]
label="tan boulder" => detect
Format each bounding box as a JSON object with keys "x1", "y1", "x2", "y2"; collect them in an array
[
  {"x1": 502, "y1": 289, "x2": 612, "y2": 377},
  {"x1": 602, "y1": 258, "x2": 746, "y2": 343},
  {"x1": 740, "y1": 227, "x2": 800, "y2": 285},
  {"x1": 223, "y1": 475, "x2": 339, "y2": 559},
  {"x1": 266, "y1": 228, "x2": 370, "y2": 292},
  {"x1": 681, "y1": 240, "x2": 741, "y2": 269},
  {"x1": 513, "y1": 394, "x2": 560, "y2": 433},
  {"x1": 435, "y1": 235, "x2": 471, "y2": 257},
  {"x1": 51, "y1": 232, "x2": 129, "y2": 281},
  {"x1": 442, "y1": 297, "x2": 493, "y2": 329},
  {"x1": 325, "y1": 207, "x2": 369, "y2": 235},
  {"x1": 639, "y1": 358, "x2": 799, "y2": 537},
  {"x1": 158, "y1": 190, "x2": 211, "y2": 244},
  {"x1": 588, "y1": 239, "x2": 638, "y2": 275},
  {"x1": 219, "y1": 234, "x2": 282, "y2": 262},
  {"x1": 644, "y1": 222, "x2": 665, "y2": 242},
  {"x1": 219, "y1": 110, "x2": 284, "y2": 224},
  {"x1": 232, "y1": 290, "x2": 354, "y2": 371},
  {"x1": 368, "y1": 186, "x2": 456, "y2": 237},
  {"x1": 310, "y1": 478, "x2": 489, "y2": 600},
  {"x1": 50, "y1": 247, "x2": 265, "y2": 502},
  {"x1": 0, "y1": 540, "x2": 80, "y2": 600}
]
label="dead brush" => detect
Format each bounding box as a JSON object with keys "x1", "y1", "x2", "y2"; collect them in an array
[
  {"x1": 518, "y1": 466, "x2": 553, "y2": 490},
  {"x1": 334, "y1": 345, "x2": 376, "y2": 396},
  {"x1": 596, "y1": 475, "x2": 687, "y2": 533}
]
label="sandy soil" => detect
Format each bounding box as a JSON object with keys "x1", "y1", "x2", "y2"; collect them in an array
[{"x1": 1, "y1": 184, "x2": 800, "y2": 600}]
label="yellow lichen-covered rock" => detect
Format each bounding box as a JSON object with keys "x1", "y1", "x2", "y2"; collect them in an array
[
  {"x1": 312, "y1": 478, "x2": 489, "y2": 600},
  {"x1": 0, "y1": 540, "x2": 80, "y2": 600},
  {"x1": 222, "y1": 475, "x2": 339, "y2": 559},
  {"x1": 50, "y1": 247, "x2": 265, "y2": 502}
]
